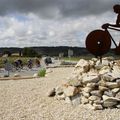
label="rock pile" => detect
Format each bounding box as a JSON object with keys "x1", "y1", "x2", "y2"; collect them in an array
[{"x1": 48, "y1": 57, "x2": 120, "y2": 110}]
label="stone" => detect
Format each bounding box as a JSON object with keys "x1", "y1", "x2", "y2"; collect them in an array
[
  {"x1": 96, "y1": 59, "x2": 109, "y2": 66},
  {"x1": 103, "y1": 101, "x2": 118, "y2": 108},
  {"x1": 89, "y1": 100, "x2": 93, "y2": 105},
  {"x1": 55, "y1": 86, "x2": 63, "y2": 95},
  {"x1": 88, "y1": 95, "x2": 101, "y2": 101},
  {"x1": 81, "y1": 96, "x2": 89, "y2": 104},
  {"x1": 14, "y1": 73, "x2": 20, "y2": 77},
  {"x1": 106, "y1": 82, "x2": 119, "y2": 89},
  {"x1": 71, "y1": 94, "x2": 81, "y2": 106},
  {"x1": 86, "y1": 83, "x2": 97, "y2": 88},
  {"x1": 101, "y1": 73, "x2": 114, "y2": 82},
  {"x1": 99, "y1": 66, "x2": 111, "y2": 75},
  {"x1": 93, "y1": 103, "x2": 103, "y2": 110},
  {"x1": 102, "y1": 95, "x2": 109, "y2": 101},
  {"x1": 116, "y1": 104, "x2": 120, "y2": 109},
  {"x1": 112, "y1": 88, "x2": 120, "y2": 94},
  {"x1": 82, "y1": 75, "x2": 99, "y2": 84},
  {"x1": 95, "y1": 60, "x2": 109, "y2": 70},
  {"x1": 82, "y1": 91, "x2": 90, "y2": 98},
  {"x1": 103, "y1": 57, "x2": 114, "y2": 61},
  {"x1": 50, "y1": 58, "x2": 120, "y2": 110},
  {"x1": 104, "y1": 91, "x2": 114, "y2": 97},
  {"x1": 90, "y1": 90, "x2": 102, "y2": 97},
  {"x1": 68, "y1": 79, "x2": 82, "y2": 87},
  {"x1": 94, "y1": 100, "x2": 103, "y2": 104},
  {"x1": 75, "y1": 59, "x2": 90, "y2": 72},
  {"x1": 56, "y1": 94, "x2": 66, "y2": 100},
  {"x1": 33, "y1": 73, "x2": 38, "y2": 77},
  {"x1": 82, "y1": 87, "x2": 92, "y2": 93},
  {"x1": 99, "y1": 86, "x2": 109, "y2": 91},
  {"x1": 112, "y1": 66, "x2": 120, "y2": 78},
  {"x1": 91, "y1": 58, "x2": 98, "y2": 62},
  {"x1": 87, "y1": 71, "x2": 98, "y2": 76},
  {"x1": 102, "y1": 95, "x2": 119, "y2": 107},
  {"x1": 63, "y1": 86, "x2": 78, "y2": 97},
  {"x1": 89, "y1": 60, "x2": 95, "y2": 68},
  {"x1": 98, "y1": 80, "x2": 107, "y2": 87},
  {"x1": 65, "y1": 97, "x2": 72, "y2": 104},
  {"x1": 116, "y1": 79, "x2": 120, "y2": 85},
  {"x1": 115, "y1": 92, "x2": 120, "y2": 99},
  {"x1": 47, "y1": 88, "x2": 55, "y2": 97},
  {"x1": 102, "y1": 95, "x2": 120, "y2": 102}
]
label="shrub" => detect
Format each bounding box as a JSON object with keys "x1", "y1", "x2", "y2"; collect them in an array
[{"x1": 38, "y1": 68, "x2": 46, "y2": 77}]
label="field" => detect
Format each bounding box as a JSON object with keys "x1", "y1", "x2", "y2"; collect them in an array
[{"x1": 63, "y1": 54, "x2": 120, "y2": 62}]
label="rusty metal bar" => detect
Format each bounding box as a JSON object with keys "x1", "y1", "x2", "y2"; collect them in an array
[
  {"x1": 108, "y1": 27, "x2": 120, "y2": 31},
  {"x1": 106, "y1": 30, "x2": 118, "y2": 48}
]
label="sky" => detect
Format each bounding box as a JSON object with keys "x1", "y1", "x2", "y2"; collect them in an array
[{"x1": 0, "y1": 0, "x2": 119, "y2": 47}]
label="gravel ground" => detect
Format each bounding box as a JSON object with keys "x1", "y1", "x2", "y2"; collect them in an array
[{"x1": 0, "y1": 67, "x2": 120, "y2": 120}]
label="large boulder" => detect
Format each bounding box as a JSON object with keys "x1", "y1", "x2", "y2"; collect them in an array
[
  {"x1": 82, "y1": 75, "x2": 99, "y2": 84},
  {"x1": 63, "y1": 86, "x2": 78, "y2": 97},
  {"x1": 75, "y1": 59, "x2": 90, "y2": 72}
]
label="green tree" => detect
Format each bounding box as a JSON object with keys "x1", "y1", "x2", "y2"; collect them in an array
[{"x1": 22, "y1": 47, "x2": 39, "y2": 57}]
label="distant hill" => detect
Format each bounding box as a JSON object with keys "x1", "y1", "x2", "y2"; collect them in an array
[{"x1": 0, "y1": 46, "x2": 116, "y2": 57}]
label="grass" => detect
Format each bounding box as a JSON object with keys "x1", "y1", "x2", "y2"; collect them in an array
[
  {"x1": 63, "y1": 54, "x2": 120, "y2": 62},
  {"x1": 38, "y1": 68, "x2": 46, "y2": 77},
  {"x1": 63, "y1": 55, "x2": 93, "y2": 62}
]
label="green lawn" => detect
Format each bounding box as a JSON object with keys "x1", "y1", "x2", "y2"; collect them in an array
[
  {"x1": 63, "y1": 55, "x2": 120, "y2": 62},
  {"x1": 63, "y1": 55, "x2": 93, "y2": 61}
]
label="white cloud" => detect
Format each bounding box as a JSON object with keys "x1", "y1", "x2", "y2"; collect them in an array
[{"x1": 0, "y1": 11, "x2": 119, "y2": 48}]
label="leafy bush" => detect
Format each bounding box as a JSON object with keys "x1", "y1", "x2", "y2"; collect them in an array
[{"x1": 38, "y1": 68, "x2": 46, "y2": 77}]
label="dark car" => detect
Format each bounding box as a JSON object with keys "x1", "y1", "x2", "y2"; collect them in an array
[{"x1": 44, "y1": 57, "x2": 52, "y2": 65}]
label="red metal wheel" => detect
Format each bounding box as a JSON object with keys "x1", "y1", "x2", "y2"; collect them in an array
[{"x1": 86, "y1": 29, "x2": 111, "y2": 56}]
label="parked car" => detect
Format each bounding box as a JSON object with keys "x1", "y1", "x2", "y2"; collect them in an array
[{"x1": 44, "y1": 57, "x2": 52, "y2": 65}]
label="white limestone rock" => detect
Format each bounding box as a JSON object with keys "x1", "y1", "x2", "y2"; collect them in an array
[
  {"x1": 14, "y1": 73, "x2": 20, "y2": 77},
  {"x1": 82, "y1": 87, "x2": 92, "y2": 93},
  {"x1": 99, "y1": 86, "x2": 109, "y2": 91},
  {"x1": 90, "y1": 90, "x2": 102, "y2": 97},
  {"x1": 93, "y1": 103, "x2": 103, "y2": 110},
  {"x1": 115, "y1": 92, "x2": 120, "y2": 99},
  {"x1": 33, "y1": 73, "x2": 38, "y2": 77},
  {"x1": 82, "y1": 75, "x2": 99, "y2": 84},
  {"x1": 47, "y1": 88, "x2": 55, "y2": 97},
  {"x1": 82, "y1": 91, "x2": 90, "y2": 98},
  {"x1": 75, "y1": 59, "x2": 90, "y2": 72},
  {"x1": 106, "y1": 82, "x2": 119, "y2": 89},
  {"x1": 88, "y1": 95, "x2": 101, "y2": 101},
  {"x1": 55, "y1": 86, "x2": 64, "y2": 95},
  {"x1": 102, "y1": 95, "x2": 120, "y2": 107},
  {"x1": 101, "y1": 73, "x2": 115, "y2": 82},
  {"x1": 65, "y1": 97, "x2": 72, "y2": 104},
  {"x1": 63, "y1": 86, "x2": 77, "y2": 97},
  {"x1": 99, "y1": 66, "x2": 111, "y2": 75},
  {"x1": 112, "y1": 66, "x2": 120, "y2": 78},
  {"x1": 112, "y1": 88, "x2": 120, "y2": 94},
  {"x1": 71, "y1": 94, "x2": 81, "y2": 106},
  {"x1": 68, "y1": 78, "x2": 82, "y2": 87},
  {"x1": 81, "y1": 96, "x2": 89, "y2": 104}
]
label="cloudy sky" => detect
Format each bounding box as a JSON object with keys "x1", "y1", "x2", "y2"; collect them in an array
[{"x1": 0, "y1": 0, "x2": 119, "y2": 47}]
